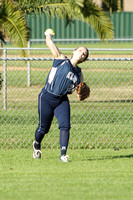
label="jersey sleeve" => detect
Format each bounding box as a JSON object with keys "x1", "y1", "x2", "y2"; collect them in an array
[{"x1": 53, "y1": 59, "x2": 66, "y2": 67}]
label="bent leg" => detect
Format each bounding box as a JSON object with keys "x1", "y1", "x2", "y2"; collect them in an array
[{"x1": 35, "y1": 92, "x2": 54, "y2": 148}]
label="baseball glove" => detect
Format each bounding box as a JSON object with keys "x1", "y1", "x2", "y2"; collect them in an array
[{"x1": 77, "y1": 82, "x2": 90, "y2": 101}]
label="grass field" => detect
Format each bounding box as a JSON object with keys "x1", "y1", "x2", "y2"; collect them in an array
[
  {"x1": 0, "y1": 42, "x2": 133, "y2": 200},
  {"x1": 0, "y1": 99, "x2": 132, "y2": 149},
  {"x1": 1, "y1": 148, "x2": 133, "y2": 200},
  {"x1": 2, "y1": 41, "x2": 133, "y2": 56},
  {"x1": 4, "y1": 41, "x2": 133, "y2": 49}
]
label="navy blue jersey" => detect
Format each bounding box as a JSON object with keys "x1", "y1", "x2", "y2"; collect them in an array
[{"x1": 44, "y1": 59, "x2": 81, "y2": 96}]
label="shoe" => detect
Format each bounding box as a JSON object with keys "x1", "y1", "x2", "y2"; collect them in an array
[
  {"x1": 59, "y1": 155, "x2": 69, "y2": 162},
  {"x1": 33, "y1": 141, "x2": 41, "y2": 159}
]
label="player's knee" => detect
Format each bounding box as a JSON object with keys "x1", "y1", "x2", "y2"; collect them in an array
[
  {"x1": 36, "y1": 126, "x2": 50, "y2": 135},
  {"x1": 59, "y1": 126, "x2": 71, "y2": 131}
]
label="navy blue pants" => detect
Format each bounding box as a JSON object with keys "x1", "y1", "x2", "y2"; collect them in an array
[{"x1": 35, "y1": 89, "x2": 71, "y2": 135}]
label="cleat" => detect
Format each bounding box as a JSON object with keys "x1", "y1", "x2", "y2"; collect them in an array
[
  {"x1": 59, "y1": 155, "x2": 69, "y2": 162},
  {"x1": 33, "y1": 141, "x2": 41, "y2": 159}
]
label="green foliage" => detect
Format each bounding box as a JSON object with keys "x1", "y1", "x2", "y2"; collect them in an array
[
  {"x1": 70, "y1": 0, "x2": 114, "y2": 40},
  {"x1": 14, "y1": 0, "x2": 114, "y2": 40},
  {"x1": 0, "y1": 0, "x2": 114, "y2": 52},
  {"x1": 0, "y1": 0, "x2": 30, "y2": 53},
  {"x1": 102, "y1": 0, "x2": 122, "y2": 13}
]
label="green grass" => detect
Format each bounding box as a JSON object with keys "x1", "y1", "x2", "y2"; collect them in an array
[
  {"x1": 0, "y1": 101, "x2": 132, "y2": 149},
  {"x1": 4, "y1": 59, "x2": 133, "y2": 88},
  {"x1": 4, "y1": 41, "x2": 133, "y2": 49},
  {"x1": 3, "y1": 42, "x2": 133, "y2": 56},
  {"x1": 0, "y1": 42, "x2": 133, "y2": 199},
  {"x1": 6, "y1": 70, "x2": 132, "y2": 88},
  {"x1": 29, "y1": 42, "x2": 133, "y2": 55},
  {"x1": 1, "y1": 149, "x2": 133, "y2": 200}
]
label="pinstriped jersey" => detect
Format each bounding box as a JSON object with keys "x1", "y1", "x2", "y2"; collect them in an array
[{"x1": 44, "y1": 59, "x2": 81, "y2": 96}]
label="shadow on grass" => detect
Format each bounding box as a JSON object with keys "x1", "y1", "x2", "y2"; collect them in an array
[{"x1": 86, "y1": 154, "x2": 133, "y2": 161}]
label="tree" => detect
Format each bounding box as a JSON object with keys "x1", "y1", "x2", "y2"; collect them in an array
[
  {"x1": 102, "y1": 0, "x2": 122, "y2": 13},
  {"x1": 0, "y1": 0, "x2": 29, "y2": 48},
  {"x1": 19, "y1": 0, "x2": 114, "y2": 40},
  {"x1": 0, "y1": 0, "x2": 115, "y2": 50}
]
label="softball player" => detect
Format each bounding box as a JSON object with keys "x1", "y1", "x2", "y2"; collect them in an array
[{"x1": 33, "y1": 29, "x2": 88, "y2": 162}]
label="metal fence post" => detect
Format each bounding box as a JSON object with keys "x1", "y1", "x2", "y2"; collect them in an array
[
  {"x1": 3, "y1": 48, "x2": 7, "y2": 110},
  {"x1": 27, "y1": 41, "x2": 31, "y2": 87}
]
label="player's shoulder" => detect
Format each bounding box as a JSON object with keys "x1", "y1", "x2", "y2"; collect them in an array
[{"x1": 53, "y1": 57, "x2": 69, "y2": 67}]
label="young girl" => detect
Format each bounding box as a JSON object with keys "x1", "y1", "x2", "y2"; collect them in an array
[{"x1": 33, "y1": 29, "x2": 88, "y2": 162}]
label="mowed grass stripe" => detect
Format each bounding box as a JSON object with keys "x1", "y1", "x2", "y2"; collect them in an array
[{"x1": 1, "y1": 149, "x2": 133, "y2": 200}]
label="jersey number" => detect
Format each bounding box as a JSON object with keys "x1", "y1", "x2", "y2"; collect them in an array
[{"x1": 48, "y1": 67, "x2": 57, "y2": 84}]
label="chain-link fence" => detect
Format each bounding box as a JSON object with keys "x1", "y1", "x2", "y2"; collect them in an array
[{"x1": 0, "y1": 48, "x2": 133, "y2": 149}]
